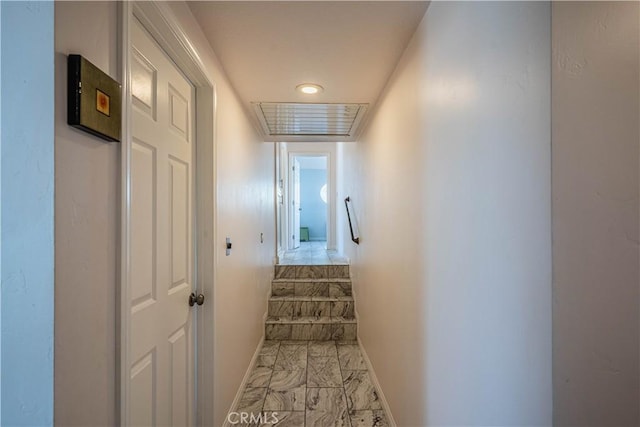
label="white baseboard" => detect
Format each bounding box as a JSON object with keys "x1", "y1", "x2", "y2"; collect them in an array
[
  {"x1": 357, "y1": 337, "x2": 397, "y2": 427},
  {"x1": 221, "y1": 337, "x2": 265, "y2": 427}
]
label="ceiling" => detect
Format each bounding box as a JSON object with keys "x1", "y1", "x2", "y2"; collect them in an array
[{"x1": 187, "y1": 1, "x2": 429, "y2": 142}]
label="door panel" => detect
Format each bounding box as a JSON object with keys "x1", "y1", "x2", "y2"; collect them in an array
[
  {"x1": 131, "y1": 139, "x2": 157, "y2": 306},
  {"x1": 168, "y1": 85, "x2": 190, "y2": 140},
  {"x1": 168, "y1": 327, "x2": 189, "y2": 426},
  {"x1": 169, "y1": 157, "x2": 189, "y2": 288},
  {"x1": 131, "y1": 47, "x2": 157, "y2": 119},
  {"x1": 129, "y1": 16, "x2": 195, "y2": 426},
  {"x1": 130, "y1": 350, "x2": 156, "y2": 426}
]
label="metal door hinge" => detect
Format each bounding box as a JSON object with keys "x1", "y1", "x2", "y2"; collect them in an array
[{"x1": 189, "y1": 292, "x2": 205, "y2": 307}]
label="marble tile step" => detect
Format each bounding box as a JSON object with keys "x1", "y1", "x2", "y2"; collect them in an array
[
  {"x1": 266, "y1": 316, "x2": 357, "y2": 325},
  {"x1": 268, "y1": 296, "x2": 355, "y2": 319},
  {"x1": 272, "y1": 278, "x2": 352, "y2": 283},
  {"x1": 271, "y1": 279, "x2": 352, "y2": 298},
  {"x1": 274, "y1": 264, "x2": 350, "y2": 280},
  {"x1": 266, "y1": 321, "x2": 357, "y2": 341},
  {"x1": 269, "y1": 295, "x2": 354, "y2": 302}
]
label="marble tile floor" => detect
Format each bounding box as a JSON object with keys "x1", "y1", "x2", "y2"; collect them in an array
[
  {"x1": 235, "y1": 340, "x2": 389, "y2": 427},
  {"x1": 279, "y1": 242, "x2": 350, "y2": 266}
]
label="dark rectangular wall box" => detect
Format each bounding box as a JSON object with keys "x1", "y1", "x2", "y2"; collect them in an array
[{"x1": 67, "y1": 54, "x2": 122, "y2": 142}]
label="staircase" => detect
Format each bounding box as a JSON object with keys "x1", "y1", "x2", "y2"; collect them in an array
[{"x1": 266, "y1": 264, "x2": 357, "y2": 341}]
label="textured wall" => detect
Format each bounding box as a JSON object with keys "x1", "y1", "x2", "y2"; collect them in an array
[
  {"x1": 2, "y1": 2, "x2": 55, "y2": 425},
  {"x1": 54, "y1": 2, "x2": 119, "y2": 425},
  {"x1": 341, "y1": 2, "x2": 552, "y2": 424},
  {"x1": 552, "y1": 2, "x2": 640, "y2": 425}
]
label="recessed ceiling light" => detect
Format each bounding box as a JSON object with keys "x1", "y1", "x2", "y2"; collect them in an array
[{"x1": 296, "y1": 83, "x2": 323, "y2": 95}]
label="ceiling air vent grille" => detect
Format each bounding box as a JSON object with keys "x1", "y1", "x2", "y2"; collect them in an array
[{"x1": 252, "y1": 102, "x2": 368, "y2": 140}]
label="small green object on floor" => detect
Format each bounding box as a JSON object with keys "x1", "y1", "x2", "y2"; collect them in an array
[{"x1": 300, "y1": 227, "x2": 309, "y2": 242}]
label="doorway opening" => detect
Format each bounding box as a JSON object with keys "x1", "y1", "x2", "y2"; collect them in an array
[
  {"x1": 291, "y1": 155, "x2": 328, "y2": 249},
  {"x1": 275, "y1": 143, "x2": 348, "y2": 265}
]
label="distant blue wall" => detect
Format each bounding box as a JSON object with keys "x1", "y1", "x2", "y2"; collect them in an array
[
  {"x1": 300, "y1": 169, "x2": 327, "y2": 241},
  {"x1": 1, "y1": 2, "x2": 55, "y2": 425}
]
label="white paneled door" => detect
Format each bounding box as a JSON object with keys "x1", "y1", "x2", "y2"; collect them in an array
[
  {"x1": 129, "y1": 17, "x2": 195, "y2": 426},
  {"x1": 292, "y1": 159, "x2": 301, "y2": 249}
]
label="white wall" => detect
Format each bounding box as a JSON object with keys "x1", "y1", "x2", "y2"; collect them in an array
[
  {"x1": 2, "y1": 2, "x2": 55, "y2": 425},
  {"x1": 552, "y1": 2, "x2": 640, "y2": 425},
  {"x1": 421, "y1": 4, "x2": 552, "y2": 423},
  {"x1": 341, "y1": 2, "x2": 552, "y2": 424},
  {"x1": 55, "y1": 2, "x2": 274, "y2": 425},
  {"x1": 55, "y1": 2, "x2": 119, "y2": 425}
]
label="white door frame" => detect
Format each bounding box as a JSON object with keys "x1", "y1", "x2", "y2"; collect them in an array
[
  {"x1": 285, "y1": 143, "x2": 337, "y2": 250},
  {"x1": 119, "y1": 2, "x2": 217, "y2": 425},
  {"x1": 275, "y1": 142, "x2": 288, "y2": 262}
]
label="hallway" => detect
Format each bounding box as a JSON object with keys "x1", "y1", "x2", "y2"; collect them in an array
[
  {"x1": 235, "y1": 341, "x2": 387, "y2": 427},
  {"x1": 3, "y1": 1, "x2": 637, "y2": 426}
]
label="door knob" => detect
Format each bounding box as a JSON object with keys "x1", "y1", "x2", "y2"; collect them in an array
[{"x1": 189, "y1": 292, "x2": 205, "y2": 307}]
